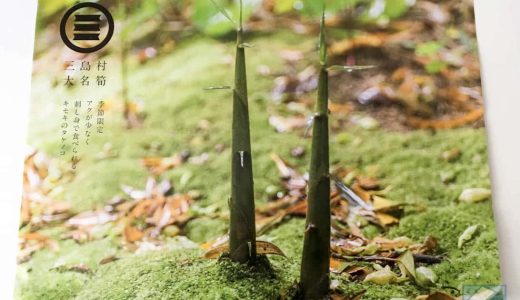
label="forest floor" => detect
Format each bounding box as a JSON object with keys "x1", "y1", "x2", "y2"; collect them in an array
[{"x1": 16, "y1": 30, "x2": 500, "y2": 300}]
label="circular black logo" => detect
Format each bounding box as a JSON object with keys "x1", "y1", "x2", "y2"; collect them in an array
[{"x1": 60, "y1": 2, "x2": 114, "y2": 53}]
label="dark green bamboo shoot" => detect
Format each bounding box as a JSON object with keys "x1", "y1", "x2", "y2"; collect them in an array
[
  {"x1": 299, "y1": 12, "x2": 331, "y2": 299},
  {"x1": 228, "y1": 1, "x2": 256, "y2": 264}
]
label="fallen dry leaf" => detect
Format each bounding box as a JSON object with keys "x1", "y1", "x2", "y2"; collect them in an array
[
  {"x1": 99, "y1": 255, "x2": 119, "y2": 265},
  {"x1": 204, "y1": 240, "x2": 286, "y2": 259},
  {"x1": 406, "y1": 107, "x2": 484, "y2": 129},
  {"x1": 67, "y1": 210, "x2": 115, "y2": 227},
  {"x1": 269, "y1": 115, "x2": 308, "y2": 133},
  {"x1": 458, "y1": 224, "x2": 479, "y2": 249},
  {"x1": 363, "y1": 266, "x2": 399, "y2": 285},
  {"x1": 375, "y1": 212, "x2": 399, "y2": 226},
  {"x1": 124, "y1": 225, "x2": 144, "y2": 243},
  {"x1": 458, "y1": 188, "x2": 491, "y2": 203},
  {"x1": 140, "y1": 153, "x2": 186, "y2": 175},
  {"x1": 330, "y1": 257, "x2": 350, "y2": 274}
]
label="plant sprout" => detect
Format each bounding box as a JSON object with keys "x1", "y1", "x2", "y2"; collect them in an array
[
  {"x1": 209, "y1": 0, "x2": 256, "y2": 265},
  {"x1": 299, "y1": 9, "x2": 373, "y2": 299}
]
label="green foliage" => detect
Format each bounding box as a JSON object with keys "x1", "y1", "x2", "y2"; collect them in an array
[
  {"x1": 271, "y1": 0, "x2": 360, "y2": 16},
  {"x1": 415, "y1": 42, "x2": 443, "y2": 56},
  {"x1": 274, "y1": 0, "x2": 413, "y2": 19},
  {"x1": 192, "y1": 0, "x2": 259, "y2": 36},
  {"x1": 415, "y1": 42, "x2": 448, "y2": 74},
  {"x1": 274, "y1": 0, "x2": 296, "y2": 14},
  {"x1": 192, "y1": 0, "x2": 414, "y2": 33},
  {"x1": 36, "y1": 0, "x2": 414, "y2": 38},
  {"x1": 38, "y1": 0, "x2": 77, "y2": 19},
  {"x1": 361, "y1": 0, "x2": 414, "y2": 23},
  {"x1": 299, "y1": 0, "x2": 359, "y2": 16},
  {"x1": 382, "y1": 0, "x2": 410, "y2": 19},
  {"x1": 425, "y1": 60, "x2": 447, "y2": 74}
]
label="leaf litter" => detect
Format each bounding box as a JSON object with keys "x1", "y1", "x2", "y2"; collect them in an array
[
  {"x1": 246, "y1": 154, "x2": 446, "y2": 289},
  {"x1": 18, "y1": 151, "x2": 202, "y2": 262}
]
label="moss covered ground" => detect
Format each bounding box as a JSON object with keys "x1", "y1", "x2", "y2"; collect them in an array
[{"x1": 16, "y1": 30, "x2": 500, "y2": 299}]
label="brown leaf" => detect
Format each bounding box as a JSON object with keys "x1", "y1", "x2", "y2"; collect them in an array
[
  {"x1": 417, "y1": 236, "x2": 438, "y2": 254},
  {"x1": 43, "y1": 201, "x2": 71, "y2": 215},
  {"x1": 140, "y1": 154, "x2": 184, "y2": 175},
  {"x1": 20, "y1": 197, "x2": 31, "y2": 225},
  {"x1": 256, "y1": 241, "x2": 286, "y2": 257},
  {"x1": 375, "y1": 212, "x2": 399, "y2": 226},
  {"x1": 51, "y1": 263, "x2": 92, "y2": 274},
  {"x1": 99, "y1": 255, "x2": 119, "y2": 265},
  {"x1": 330, "y1": 257, "x2": 349, "y2": 274},
  {"x1": 391, "y1": 68, "x2": 437, "y2": 114},
  {"x1": 351, "y1": 183, "x2": 372, "y2": 202},
  {"x1": 203, "y1": 243, "x2": 230, "y2": 259},
  {"x1": 329, "y1": 102, "x2": 353, "y2": 114},
  {"x1": 269, "y1": 115, "x2": 307, "y2": 133},
  {"x1": 67, "y1": 210, "x2": 115, "y2": 227},
  {"x1": 406, "y1": 107, "x2": 484, "y2": 129},
  {"x1": 21, "y1": 232, "x2": 59, "y2": 252},
  {"x1": 18, "y1": 232, "x2": 60, "y2": 263},
  {"x1": 61, "y1": 229, "x2": 90, "y2": 243},
  {"x1": 372, "y1": 236, "x2": 413, "y2": 251},
  {"x1": 124, "y1": 225, "x2": 144, "y2": 243},
  {"x1": 345, "y1": 265, "x2": 371, "y2": 278},
  {"x1": 271, "y1": 153, "x2": 298, "y2": 179},
  {"x1": 204, "y1": 241, "x2": 286, "y2": 259},
  {"x1": 200, "y1": 235, "x2": 229, "y2": 251},
  {"x1": 372, "y1": 196, "x2": 399, "y2": 211},
  {"x1": 119, "y1": 179, "x2": 193, "y2": 244},
  {"x1": 357, "y1": 177, "x2": 380, "y2": 190},
  {"x1": 67, "y1": 263, "x2": 92, "y2": 274},
  {"x1": 150, "y1": 204, "x2": 172, "y2": 238},
  {"x1": 330, "y1": 34, "x2": 385, "y2": 56},
  {"x1": 286, "y1": 200, "x2": 307, "y2": 216}
]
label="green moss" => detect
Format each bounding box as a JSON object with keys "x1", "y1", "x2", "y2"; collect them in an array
[
  {"x1": 63, "y1": 159, "x2": 149, "y2": 211},
  {"x1": 261, "y1": 218, "x2": 305, "y2": 259},
  {"x1": 15, "y1": 270, "x2": 87, "y2": 300},
  {"x1": 391, "y1": 204, "x2": 500, "y2": 286},
  {"x1": 185, "y1": 218, "x2": 228, "y2": 243},
  {"x1": 74, "y1": 250, "x2": 297, "y2": 300},
  {"x1": 16, "y1": 237, "x2": 121, "y2": 300},
  {"x1": 28, "y1": 32, "x2": 312, "y2": 210}
]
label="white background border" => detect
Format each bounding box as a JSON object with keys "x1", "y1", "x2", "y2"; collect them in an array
[{"x1": 0, "y1": 1, "x2": 518, "y2": 299}]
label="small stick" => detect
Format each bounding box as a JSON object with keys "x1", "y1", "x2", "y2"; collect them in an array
[{"x1": 332, "y1": 252, "x2": 443, "y2": 264}]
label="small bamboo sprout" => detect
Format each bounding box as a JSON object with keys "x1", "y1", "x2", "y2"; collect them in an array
[
  {"x1": 229, "y1": 12, "x2": 257, "y2": 264},
  {"x1": 209, "y1": 0, "x2": 256, "y2": 264},
  {"x1": 299, "y1": 12, "x2": 331, "y2": 299},
  {"x1": 299, "y1": 11, "x2": 374, "y2": 299}
]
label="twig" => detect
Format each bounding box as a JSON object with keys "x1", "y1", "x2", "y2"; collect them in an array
[{"x1": 332, "y1": 252, "x2": 443, "y2": 265}]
